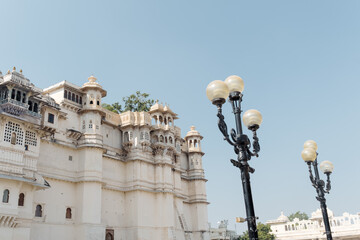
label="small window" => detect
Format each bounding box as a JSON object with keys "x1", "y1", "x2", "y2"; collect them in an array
[
  {"x1": 11, "y1": 132, "x2": 16, "y2": 145},
  {"x1": 11, "y1": 89, "x2": 15, "y2": 99},
  {"x1": 22, "y1": 93, "x2": 26, "y2": 103},
  {"x1": 33, "y1": 103, "x2": 38, "y2": 113},
  {"x1": 68, "y1": 156, "x2": 72, "y2": 161},
  {"x1": 18, "y1": 193, "x2": 25, "y2": 206},
  {"x1": 64, "y1": 90, "x2": 67, "y2": 98},
  {"x1": 67, "y1": 92, "x2": 71, "y2": 100},
  {"x1": 79, "y1": 97, "x2": 82, "y2": 104},
  {"x1": 90, "y1": 100, "x2": 93, "y2": 105},
  {"x1": 35, "y1": 204, "x2": 42, "y2": 217},
  {"x1": 76, "y1": 95, "x2": 79, "y2": 103},
  {"x1": 16, "y1": 91, "x2": 21, "y2": 101},
  {"x1": 66, "y1": 208, "x2": 72, "y2": 219},
  {"x1": 97, "y1": 100, "x2": 100, "y2": 105},
  {"x1": 89, "y1": 120, "x2": 93, "y2": 129},
  {"x1": 2, "y1": 189, "x2": 9, "y2": 203},
  {"x1": 72, "y1": 93, "x2": 75, "y2": 102},
  {"x1": 25, "y1": 145, "x2": 29, "y2": 151},
  {"x1": 48, "y1": 113, "x2": 55, "y2": 124},
  {"x1": 28, "y1": 101, "x2": 33, "y2": 111}
]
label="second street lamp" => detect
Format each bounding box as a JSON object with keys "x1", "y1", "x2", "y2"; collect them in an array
[
  {"x1": 301, "y1": 140, "x2": 334, "y2": 240},
  {"x1": 206, "y1": 75, "x2": 262, "y2": 240}
]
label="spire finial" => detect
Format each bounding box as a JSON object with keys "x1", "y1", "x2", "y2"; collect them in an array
[
  {"x1": 12, "y1": 66, "x2": 16, "y2": 72},
  {"x1": 20, "y1": 69, "x2": 23, "y2": 74},
  {"x1": 88, "y1": 75, "x2": 97, "y2": 82}
]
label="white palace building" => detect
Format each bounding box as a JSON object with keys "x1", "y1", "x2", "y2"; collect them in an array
[
  {"x1": 0, "y1": 67, "x2": 210, "y2": 240},
  {"x1": 267, "y1": 209, "x2": 360, "y2": 240}
]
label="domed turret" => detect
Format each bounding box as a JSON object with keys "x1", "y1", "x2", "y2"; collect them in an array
[
  {"x1": 80, "y1": 75, "x2": 107, "y2": 108},
  {"x1": 184, "y1": 126, "x2": 203, "y2": 153},
  {"x1": 277, "y1": 212, "x2": 289, "y2": 223}
]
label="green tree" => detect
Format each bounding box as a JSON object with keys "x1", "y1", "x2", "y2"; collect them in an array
[
  {"x1": 288, "y1": 211, "x2": 309, "y2": 221},
  {"x1": 102, "y1": 91, "x2": 156, "y2": 113},
  {"x1": 238, "y1": 222, "x2": 275, "y2": 240}
]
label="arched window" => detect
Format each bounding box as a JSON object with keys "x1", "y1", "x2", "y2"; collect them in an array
[
  {"x1": 28, "y1": 101, "x2": 33, "y2": 111},
  {"x1": 160, "y1": 135, "x2": 164, "y2": 143},
  {"x1": 35, "y1": 204, "x2": 42, "y2": 217},
  {"x1": 90, "y1": 100, "x2": 93, "y2": 105},
  {"x1": 165, "y1": 137, "x2": 168, "y2": 143},
  {"x1": 67, "y1": 91, "x2": 71, "y2": 100},
  {"x1": 169, "y1": 137, "x2": 173, "y2": 144},
  {"x1": 22, "y1": 93, "x2": 26, "y2": 103},
  {"x1": 79, "y1": 97, "x2": 82, "y2": 104},
  {"x1": 11, "y1": 132, "x2": 16, "y2": 145},
  {"x1": 11, "y1": 89, "x2": 15, "y2": 99},
  {"x1": 2, "y1": 189, "x2": 9, "y2": 203},
  {"x1": 72, "y1": 93, "x2": 75, "y2": 101},
  {"x1": 194, "y1": 140, "x2": 198, "y2": 148},
  {"x1": 66, "y1": 208, "x2": 72, "y2": 219},
  {"x1": 64, "y1": 90, "x2": 67, "y2": 98},
  {"x1": 106, "y1": 232, "x2": 113, "y2": 240},
  {"x1": 76, "y1": 95, "x2": 79, "y2": 103},
  {"x1": 16, "y1": 91, "x2": 21, "y2": 101},
  {"x1": 18, "y1": 193, "x2": 25, "y2": 206},
  {"x1": 33, "y1": 103, "x2": 38, "y2": 113}
]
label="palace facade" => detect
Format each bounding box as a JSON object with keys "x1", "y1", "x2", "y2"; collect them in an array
[
  {"x1": 0, "y1": 67, "x2": 209, "y2": 240},
  {"x1": 267, "y1": 209, "x2": 360, "y2": 240}
]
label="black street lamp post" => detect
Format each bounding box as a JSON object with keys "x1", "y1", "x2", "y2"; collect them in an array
[
  {"x1": 301, "y1": 140, "x2": 334, "y2": 240},
  {"x1": 206, "y1": 76, "x2": 263, "y2": 240}
]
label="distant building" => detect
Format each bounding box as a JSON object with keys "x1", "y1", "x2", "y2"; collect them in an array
[
  {"x1": 210, "y1": 220, "x2": 238, "y2": 240},
  {"x1": 0, "y1": 67, "x2": 210, "y2": 240},
  {"x1": 267, "y1": 209, "x2": 360, "y2": 240}
]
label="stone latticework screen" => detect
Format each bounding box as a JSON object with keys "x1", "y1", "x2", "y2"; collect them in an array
[
  {"x1": 4, "y1": 121, "x2": 24, "y2": 145},
  {"x1": 25, "y1": 130, "x2": 37, "y2": 146}
]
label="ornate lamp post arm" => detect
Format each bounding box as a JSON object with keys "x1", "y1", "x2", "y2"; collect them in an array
[
  {"x1": 206, "y1": 76, "x2": 263, "y2": 240},
  {"x1": 302, "y1": 141, "x2": 334, "y2": 240}
]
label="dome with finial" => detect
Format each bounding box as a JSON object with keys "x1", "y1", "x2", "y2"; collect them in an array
[
  {"x1": 80, "y1": 75, "x2": 107, "y2": 97},
  {"x1": 185, "y1": 126, "x2": 203, "y2": 139},
  {"x1": 277, "y1": 212, "x2": 289, "y2": 222}
]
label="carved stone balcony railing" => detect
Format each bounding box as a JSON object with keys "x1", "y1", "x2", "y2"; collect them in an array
[
  {"x1": 0, "y1": 98, "x2": 29, "y2": 109},
  {"x1": 0, "y1": 98, "x2": 41, "y2": 118}
]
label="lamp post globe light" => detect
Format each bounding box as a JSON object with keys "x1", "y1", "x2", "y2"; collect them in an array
[
  {"x1": 301, "y1": 140, "x2": 334, "y2": 240},
  {"x1": 206, "y1": 75, "x2": 262, "y2": 240}
]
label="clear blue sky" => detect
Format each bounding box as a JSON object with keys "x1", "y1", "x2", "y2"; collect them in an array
[{"x1": 1, "y1": 0, "x2": 360, "y2": 234}]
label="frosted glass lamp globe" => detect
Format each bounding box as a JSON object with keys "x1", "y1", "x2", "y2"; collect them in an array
[
  {"x1": 206, "y1": 80, "x2": 229, "y2": 102},
  {"x1": 304, "y1": 140, "x2": 318, "y2": 151},
  {"x1": 242, "y1": 109, "x2": 262, "y2": 129},
  {"x1": 225, "y1": 75, "x2": 244, "y2": 93},
  {"x1": 301, "y1": 148, "x2": 317, "y2": 162},
  {"x1": 319, "y1": 161, "x2": 334, "y2": 174}
]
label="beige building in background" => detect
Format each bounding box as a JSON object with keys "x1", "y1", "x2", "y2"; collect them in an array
[{"x1": 0, "y1": 67, "x2": 210, "y2": 240}]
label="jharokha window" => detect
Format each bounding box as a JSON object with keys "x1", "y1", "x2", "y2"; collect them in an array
[{"x1": 2, "y1": 189, "x2": 9, "y2": 203}]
